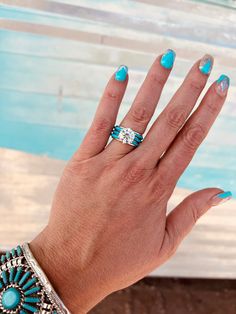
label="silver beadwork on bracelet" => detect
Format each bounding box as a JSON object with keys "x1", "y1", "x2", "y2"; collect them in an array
[
  {"x1": 0, "y1": 243, "x2": 71, "y2": 314},
  {"x1": 22, "y1": 243, "x2": 71, "y2": 314}
]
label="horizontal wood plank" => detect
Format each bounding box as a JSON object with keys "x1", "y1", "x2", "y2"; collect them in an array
[{"x1": 0, "y1": 0, "x2": 236, "y2": 279}]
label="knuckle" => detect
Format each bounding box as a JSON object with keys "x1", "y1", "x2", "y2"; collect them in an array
[
  {"x1": 130, "y1": 104, "x2": 150, "y2": 126},
  {"x1": 189, "y1": 79, "x2": 205, "y2": 93},
  {"x1": 165, "y1": 105, "x2": 187, "y2": 129},
  {"x1": 149, "y1": 72, "x2": 166, "y2": 86},
  {"x1": 182, "y1": 124, "x2": 206, "y2": 153},
  {"x1": 122, "y1": 162, "x2": 147, "y2": 184},
  {"x1": 92, "y1": 117, "x2": 111, "y2": 135},
  {"x1": 189, "y1": 201, "x2": 200, "y2": 224},
  {"x1": 151, "y1": 172, "x2": 174, "y2": 202},
  {"x1": 153, "y1": 183, "x2": 170, "y2": 202},
  {"x1": 66, "y1": 158, "x2": 92, "y2": 179},
  {"x1": 162, "y1": 228, "x2": 178, "y2": 259},
  {"x1": 158, "y1": 164, "x2": 176, "y2": 185},
  {"x1": 206, "y1": 101, "x2": 219, "y2": 115},
  {"x1": 104, "y1": 88, "x2": 120, "y2": 102}
]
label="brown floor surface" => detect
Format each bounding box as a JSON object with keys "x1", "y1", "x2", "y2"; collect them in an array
[{"x1": 91, "y1": 277, "x2": 236, "y2": 314}]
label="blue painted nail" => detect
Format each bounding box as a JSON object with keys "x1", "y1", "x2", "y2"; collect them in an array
[
  {"x1": 211, "y1": 191, "x2": 232, "y2": 206},
  {"x1": 199, "y1": 54, "x2": 213, "y2": 75},
  {"x1": 115, "y1": 65, "x2": 128, "y2": 82},
  {"x1": 217, "y1": 191, "x2": 232, "y2": 199},
  {"x1": 216, "y1": 74, "x2": 230, "y2": 95},
  {"x1": 160, "y1": 49, "x2": 176, "y2": 69}
]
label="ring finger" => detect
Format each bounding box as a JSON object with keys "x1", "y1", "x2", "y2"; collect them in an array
[{"x1": 133, "y1": 54, "x2": 214, "y2": 167}]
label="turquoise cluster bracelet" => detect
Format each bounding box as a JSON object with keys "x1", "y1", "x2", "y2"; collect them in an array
[{"x1": 0, "y1": 243, "x2": 70, "y2": 314}]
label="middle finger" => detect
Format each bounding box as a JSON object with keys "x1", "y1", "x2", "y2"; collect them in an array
[{"x1": 106, "y1": 49, "x2": 176, "y2": 158}]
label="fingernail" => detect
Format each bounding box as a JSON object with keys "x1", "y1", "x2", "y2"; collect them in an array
[
  {"x1": 160, "y1": 49, "x2": 176, "y2": 69},
  {"x1": 215, "y1": 74, "x2": 230, "y2": 96},
  {"x1": 115, "y1": 65, "x2": 128, "y2": 82},
  {"x1": 211, "y1": 191, "x2": 232, "y2": 206},
  {"x1": 199, "y1": 54, "x2": 213, "y2": 75}
]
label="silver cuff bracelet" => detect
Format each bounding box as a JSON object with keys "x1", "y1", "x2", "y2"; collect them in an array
[{"x1": 0, "y1": 243, "x2": 71, "y2": 314}]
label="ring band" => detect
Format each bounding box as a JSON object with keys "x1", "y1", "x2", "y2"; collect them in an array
[{"x1": 111, "y1": 125, "x2": 143, "y2": 147}]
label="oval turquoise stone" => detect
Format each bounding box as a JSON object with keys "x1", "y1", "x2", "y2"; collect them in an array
[{"x1": 2, "y1": 287, "x2": 21, "y2": 310}]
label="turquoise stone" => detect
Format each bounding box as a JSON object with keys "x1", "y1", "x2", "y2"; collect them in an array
[
  {"x1": 111, "y1": 134, "x2": 119, "y2": 139},
  {"x1": 1, "y1": 255, "x2": 6, "y2": 263},
  {"x1": 19, "y1": 271, "x2": 31, "y2": 286},
  {"x1": 22, "y1": 277, "x2": 37, "y2": 290},
  {"x1": 24, "y1": 297, "x2": 40, "y2": 303},
  {"x1": 2, "y1": 287, "x2": 21, "y2": 310},
  {"x1": 16, "y1": 245, "x2": 22, "y2": 256},
  {"x1": 9, "y1": 267, "x2": 15, "y2": 283},
  {"x1": 22, "y1": 302, "x2": 38, "y2": 312},
  {"x1": 2, "y1": 270, "x2": 8, "y2": 285},
  {"x1": 24, "y1": 286, "x2": 40, "y2": 296},
  {"x1": 14, "y1": 267, "x2": 23, "y2": 283}
]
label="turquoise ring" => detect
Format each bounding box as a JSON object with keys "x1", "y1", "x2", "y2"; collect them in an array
[{"x1": 111, "y1": 125, "x2": 143, "y2": 147}]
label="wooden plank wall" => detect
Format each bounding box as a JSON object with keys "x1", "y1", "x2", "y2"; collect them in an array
[{"x1": 0, "y1": 0, "x2": 236, "y2": 278}]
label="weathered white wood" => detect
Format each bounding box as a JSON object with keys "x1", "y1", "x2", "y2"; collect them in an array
[{"x1": 0, "y1": 0, "x2": 236, "y2": 279}]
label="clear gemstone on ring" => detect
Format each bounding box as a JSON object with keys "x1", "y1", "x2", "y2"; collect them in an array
[{"x1": 118, "y1": 127, "x2": 135, "y2": 144}]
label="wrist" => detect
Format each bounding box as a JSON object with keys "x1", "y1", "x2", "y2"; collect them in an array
[
  {"x1": 0, "y1": 243, "x2": 70, "y2": 313},
  {"x1": 30, "y1": 228, "x2": 109, "y2": 313}
]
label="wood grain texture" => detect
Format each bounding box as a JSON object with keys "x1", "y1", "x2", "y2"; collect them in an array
[{"x1": 0, "y1": 0, "x2": 236, "y2": 278}]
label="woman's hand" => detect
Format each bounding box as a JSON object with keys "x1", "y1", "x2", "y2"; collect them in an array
[{"x1": 31, "y1": 50, "x2": 231, "y2": 313}]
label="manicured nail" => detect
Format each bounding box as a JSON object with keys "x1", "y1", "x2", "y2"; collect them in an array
[
  {"x1": 211, "y1": 191, "x2": 232, "y2": 206},
  {"x1": 115, "y1": 65, "x2": 128, "y2": 82},
  {"x1": 215, "y1": 74, "x2": 230, "y2": 96},
  {"x1": 199, "y1": 54, "x2": 213, "y2": 75},
  {"x1": 160, "y1": 49, "x2": 176, "y2": 69}
]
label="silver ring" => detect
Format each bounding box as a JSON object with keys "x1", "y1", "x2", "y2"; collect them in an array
[{"x1": 111, "y1": 125, "x2": 143, "y2": 147}]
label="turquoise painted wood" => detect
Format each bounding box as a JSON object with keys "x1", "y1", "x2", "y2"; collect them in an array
[{"x1": 0, "y1": 0, "x2": 236, "y2": 196}]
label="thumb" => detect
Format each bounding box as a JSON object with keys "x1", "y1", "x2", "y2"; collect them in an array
[{"x1": 161, "y1": 188, "x2": 232, "y2": 258}]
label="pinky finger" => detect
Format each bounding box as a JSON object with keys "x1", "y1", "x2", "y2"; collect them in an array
[
  {"x1": 75, "y1": 65, "x2": 128, "y2": 160},
  {"x1": 160, "y1": 188, "x2": 232, "y2": 260}
]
